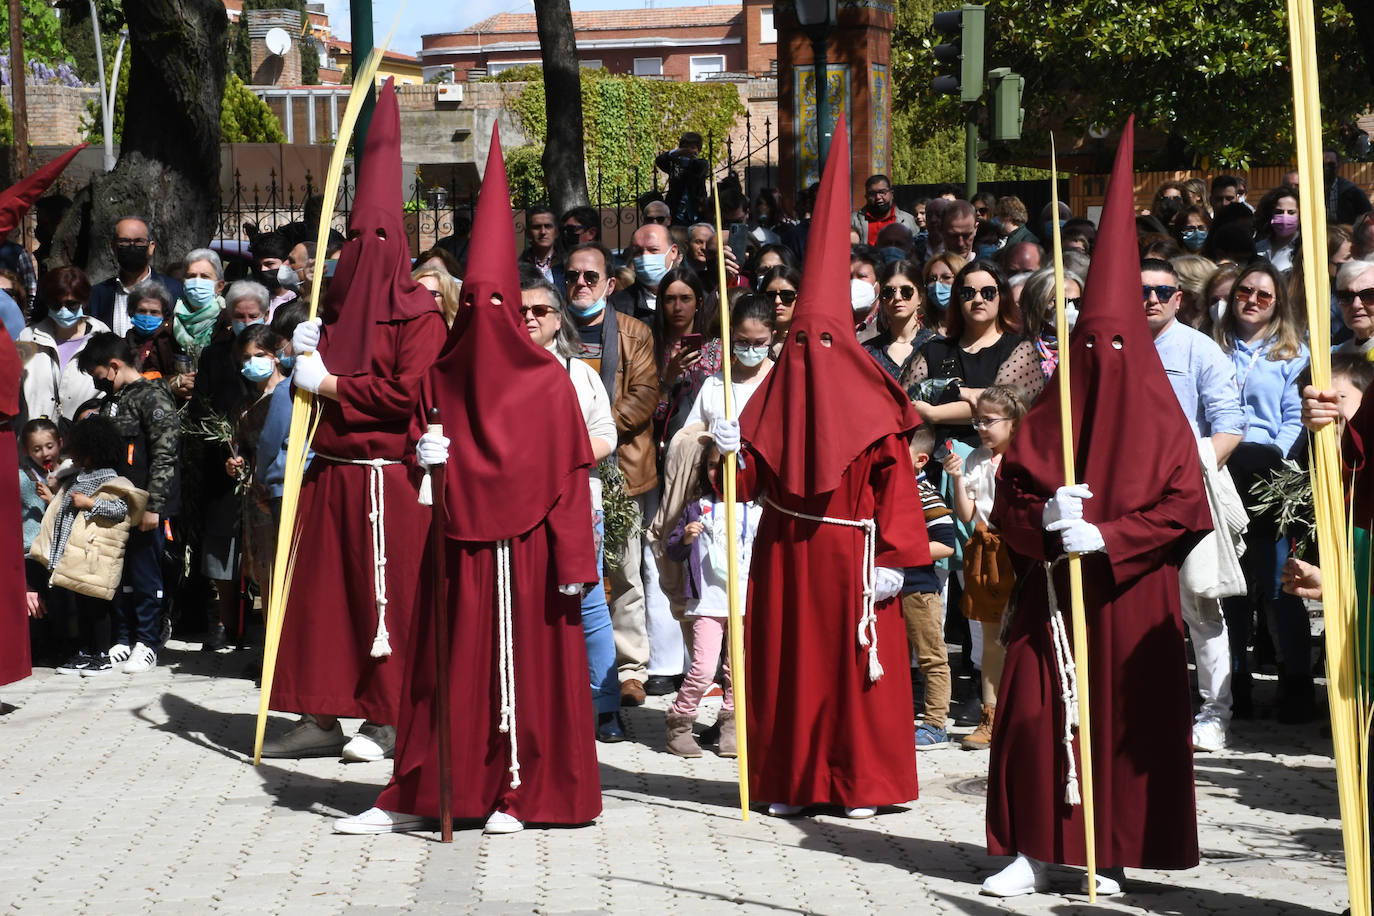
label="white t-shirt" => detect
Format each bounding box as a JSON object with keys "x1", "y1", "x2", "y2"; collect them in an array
[
  {"x1": 553, "y1": 346, "x2": 615, "y2": 510},
  {"x1": 682, "y1": 366, "x2": 771, "y2": 432},
  {"x1": 961, "y1": 446, "x2": 1001, "y2": 529}
]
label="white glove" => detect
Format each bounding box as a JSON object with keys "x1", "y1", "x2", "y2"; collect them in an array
[
  {"x1": 873, "y1": 566, "x2": 904, "y2": 602},
  {"x1": 1047, "y1": 518, "x2": 1106, "y2": 555},
  {"x1": 558, "y1": 584, "x2": 580, "y2": 596},
  {"x1": 292, "y1": 351, "x2": 329, "y2": 394},
  {"x1": 1042, "y1": 484, "x2": 1093, "y2": 528},
  {"x1": 416, "y1": 431, "x2": 450, "y2": 468},
  {"x1": 292, "y1": 316, "x2": 322, "y2": 353},
  {"x1": 712, "y1": 417, "x2": 741, "y2": 455}
]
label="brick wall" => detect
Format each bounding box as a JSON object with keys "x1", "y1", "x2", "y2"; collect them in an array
[{"x1": 1, "y1": 84, "x2": 99, "y2": 147}]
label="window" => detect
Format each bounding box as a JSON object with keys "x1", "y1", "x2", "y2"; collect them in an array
[
  {"x1": 580, "y1": 60, "x2": 602, "y2": 70},
  {"x1": 633, "y1": 57, "x2": 663, "y2": 76},
  {"x1": 487, "y1": 60, "x2": 539, "y2": 75},
  {"x1": 760, "y1": 8, "x2": 777, "y2": 43},
  {"x1": 689, "y1": 54, "x2": 726, "y2": 81}
]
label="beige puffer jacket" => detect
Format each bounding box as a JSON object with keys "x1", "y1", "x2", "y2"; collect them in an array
[{"x1": 29, "y1": 476, "x2": 149, "y2": 600}]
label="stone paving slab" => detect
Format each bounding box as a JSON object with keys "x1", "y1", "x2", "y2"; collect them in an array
[{"x1": 0, "y1": 639, "x2": 1352, "y2": 914}]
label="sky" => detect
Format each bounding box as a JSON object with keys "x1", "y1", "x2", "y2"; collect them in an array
[{"x1": 320, "y1": 0, "x2": 727, "y2": 57}]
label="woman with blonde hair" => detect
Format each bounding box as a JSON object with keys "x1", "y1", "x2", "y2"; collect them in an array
[
  {"x1": 1169, "y1": 253, "x2": 1216, "y2": 330},
  {"x1": 412, "y1": 266, "x2": 463, "y2": 326}
]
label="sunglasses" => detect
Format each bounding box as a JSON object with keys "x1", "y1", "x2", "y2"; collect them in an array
[
  {"x1": 766, "y1": 288, "x2": 798, "y2": 304},
  {"x1": 643, "y1": 216, "x2": 669, "y2": 225},
  {"x1": 880, "y1": 284, "x2": 916, "y2": 301},
  {"x1": 1063, "y1": 296, "x2": 1081, "y2": 310},
  {"x1": 1336, "y1": 287, "x2": 1374, "y2": 307},
  {"x1": 1142, "y1": 284, "x2": 1179, "y2": 302},
  {"x1": 959, "y1": 285, "x2": 998, "y2": 302},
  {"x1": 564, "y1": 269, "x2": 602, "y2": 287},
  {"x1": 564, "y1": 223, "x2": 590, "y2": 233},
  {"x1": 518, "y1": 304, "x2": 556, "y2": 319},
  {"x1": 426, "y1": 289, "x2": 442, "y2": 300},
  {"x1": 1234, "y1": 284, "x2": 1275, "y2": 305}
]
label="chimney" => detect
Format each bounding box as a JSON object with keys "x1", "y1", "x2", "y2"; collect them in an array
[{"x1": 247, "y1": 9, "x2": 303, "y2": 87}]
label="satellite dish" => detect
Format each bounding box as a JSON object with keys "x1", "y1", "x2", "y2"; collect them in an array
[{"x1": 264, "y1": 27, "x2": 292, "y2": 57}]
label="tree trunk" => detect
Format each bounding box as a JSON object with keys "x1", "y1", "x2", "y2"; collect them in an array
[
  {"x1": 47, "y1": 0, "x2": 227, "y2": 276},
  {"x1": 1350, "y1": 5, "x2": 1374, "y2": 92},
  {"x1": 534, "y1": 0, "x2": 589, "y2": 213}
]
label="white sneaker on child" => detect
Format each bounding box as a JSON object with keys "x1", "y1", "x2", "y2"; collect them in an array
[
  {"x1": 122, "y1": 643, "x2": 156, "y2": 674},
  {"x1": 108, "y1": 644, "x2": 131, "y2": 664}
]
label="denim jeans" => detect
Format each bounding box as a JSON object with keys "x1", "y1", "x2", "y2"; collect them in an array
[
  {"x1": 115, "y1": 526, "x2": 164, "y2": 649},
  {"x1": 582, "y1": 511, "x2": 619, "y2": 714}
]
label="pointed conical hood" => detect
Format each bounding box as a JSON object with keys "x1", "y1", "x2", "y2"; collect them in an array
[
  {"x1": 740, "y1": 118, "x2": 920, "y2": 498},
  {"x1": 429, "y1": 124, "x2": 593, "y2": 542},
  {"x1": 318, "y1": 78, "x2": 436, "y2": 375},
  {"x1": 0, "y1": 143, "x2": 86, "y2": 238},
  {"x1": 994, "y1": 117, "x2": 1211, "y2": 546}
]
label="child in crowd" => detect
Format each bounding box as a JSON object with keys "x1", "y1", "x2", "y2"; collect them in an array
[
  {"x1": 663, "y1": 444, "x2": 761, "y2": 758},
  {"x1": 904, "y1": 425, "x2": 959, "y2": 749},
  {"x1": 226, "y1": 323, "x2": 287, "y2": 605},
  {"x1": 33, "y1": 415, "x2": 147, "y2": 676},
  {"x1": 942, "y1": 384, "x2": 1027, "y2": 751},
  {"x1": 19, "y1": 418, "x2": 61, "y2": 658}
]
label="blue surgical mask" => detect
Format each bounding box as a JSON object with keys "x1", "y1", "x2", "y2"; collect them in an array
[
  {"x1": 131, "y1": 313, "x2": 163, "y2": 337},
  {"x1": 183, "y1": 277, "x2": 217, "y2": 310},
  {"x1": 569, "y1": 296, "x2": 606, "y2": 319},
  {"x1": 240, "y1": 355, "x2": 274, "y2": 382},
  {"x1": 976, "y1": 244, "x2": 999, "y2": 260},
  {"x1": 276, "y1": 348, "x2": 295, "y2": 372},
  {"x1": 1043, "y1": 219, "x2": 1067, "y2": 238},
  {"x1": 733, "y1": 344, "x2": 769, "y2": 367},
  {"x1": 633, "y1": 252, "x2": 669, "y2": 287},
  {"x1": 928, "y1": 281, "x2": 952, "y2": 310},
  {"x1": 52, "y1": 306, "x2": 82, "y2": 328},
  {"x1": 1181, "y1": 228, "x2": 1208, "y2": 252},
  {"x1": 232, "y1": 318, "x2": 263, "y2": 336}
]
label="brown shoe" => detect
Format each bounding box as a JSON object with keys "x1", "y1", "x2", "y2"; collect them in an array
[
  {"x1": 716, "y1": 709, "x2": 737, "y2": 758},
  {"x1": 665, "y1": 713, "x2": 703, "y2": 757},
  {"x1": 620, "y1": 679, "x2": 647, "y2": 707},
  {"x1": 961, "y1": 704, "x2": 995, "y2": 751}
]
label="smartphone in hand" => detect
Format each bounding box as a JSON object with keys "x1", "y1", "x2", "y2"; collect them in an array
[{"x1": 680, "y1": 333, "x2": 705, "y2": 352}]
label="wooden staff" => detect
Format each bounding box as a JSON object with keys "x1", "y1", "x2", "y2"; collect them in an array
[
  {"x1": 711, "y1": 176, "x2": 749, "y2": 820},
  {"x1": 422, "y1": 408, "x2": 454, "y2": 843},
  {"x1": 1049, "y1": 137, "x2": 1098, "y2": 901}
]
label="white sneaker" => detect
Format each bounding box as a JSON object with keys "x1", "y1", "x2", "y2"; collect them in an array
[
  {"x1": 981, "y1": 854, "x2": 1049, "y2": 897},
  {"x1": 334, "y1": 807, "x2": 428, "y2": 835},
  {"x1": 1081, "y1": 867, "x2": 1125, "y2": 896},
  {"x1": 1192, "y1": 717, "x2": 1227, "y2": 752},
  {"x1": 844, "y1": 806, "x2": 877, "y2": 819},
  {"x1": 108, "y1": 643, "x2": 132, "y2": 664},
  {"x1": 766, "y1": 802, "x2": 804, "y2": 818},
  {"x1": 483, "y1": 811, "x2": 524, "y2": 834},
  {"x1": 122, "y1": 643, "x2": 156, "y2": 674},
  {"x1": 342, "y1": 723, "x2": 396, "y2": 762}
]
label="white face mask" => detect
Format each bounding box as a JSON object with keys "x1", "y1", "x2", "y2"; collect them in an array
[
  {"x1": 1209, "y1": 298, "x2": 1227, "y2": 324},
  {"x1": 851, "y1": 277, "x2": 877, "y2": 315},
  {"x1": 1063, "y1": 303, "x2": 1080, "y2": 330},
  {"x1": 733, "y1": 344, "x2": 769, "y2": 367}
]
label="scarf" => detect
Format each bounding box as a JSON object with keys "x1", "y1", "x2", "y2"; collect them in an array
[{"x1": 173, "y1": 295, "x2": 224, "y2": 352}]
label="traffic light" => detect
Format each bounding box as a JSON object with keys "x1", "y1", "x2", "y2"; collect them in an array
[
  {"x1": 988, "y1": 67, "x2": 1024, "y2": 141},
  {"x1": 932, "y1": 5, "x2": 985, "y2": 103}
]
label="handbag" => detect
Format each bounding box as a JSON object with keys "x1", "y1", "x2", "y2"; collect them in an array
[{"x1": 961, "y1": 522, "x2": 1015, "y2": 623}]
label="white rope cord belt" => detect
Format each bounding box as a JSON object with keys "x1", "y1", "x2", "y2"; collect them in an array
[
  {"x1": 495, "y1": 539, "x2": 521, "y2": 789},
  {"x1": 316, "y1": 453, "x2": 402, "y2": 658},
  {"x1": 1042, "y1": 557, "x2": 1082, "y2": 806},
  {"x1": 763, "y1": 495, "x2": 884, "y2": 683}
]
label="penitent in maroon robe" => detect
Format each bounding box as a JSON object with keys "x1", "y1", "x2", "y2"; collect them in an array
[
  {"x1": 270, "y1": 313, "x2": 446, "y2": 722},
  {"x1": 0, "y1": 330, "x2": 29, "y2": 687},
  {"x1": 738, "y1": 433, "x2": 927, "y2": 807}
]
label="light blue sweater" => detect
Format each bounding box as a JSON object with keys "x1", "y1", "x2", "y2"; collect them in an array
[
  {"x1": 1225, "y1": 335, "x2": 1309, "y2": 455},
  {"x1": 1153, "y1": 320, "x2": 1247, "y2": 439}
]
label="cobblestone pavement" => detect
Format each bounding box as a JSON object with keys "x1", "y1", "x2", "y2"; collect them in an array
[{"x1": 0, "y1": 640, "x2": 1349, "y2": 915}]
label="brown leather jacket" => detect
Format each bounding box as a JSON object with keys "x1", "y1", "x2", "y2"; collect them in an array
[{"x1": 611, "y1": 312, "x2": 659, "y2": 497}]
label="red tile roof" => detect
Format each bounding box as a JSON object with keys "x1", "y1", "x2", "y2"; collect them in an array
[
  {"x1": 331, "y1": 38, "x2": 420, "y2": 64},
  {"x1": 462, "y1": 6, "x2": 742, "y2": 34}
]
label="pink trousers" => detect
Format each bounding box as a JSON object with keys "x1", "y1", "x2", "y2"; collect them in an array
[{"x1": 669, "y1": 615, "x2": 734, "y2": 716}]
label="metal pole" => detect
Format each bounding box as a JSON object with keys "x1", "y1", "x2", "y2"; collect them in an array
[
  {"x1": 87, "y1": 0, "x2": 114, "y2": 172},
  {"x1": 8, "y1": 0, "x2": 28, "y2": 184},
  {"x1": 350, "y1": 0, "x2": 375, "y2": 164},
  {"x1": 812, "y1": 34, "x2": 830, "y2": 176},
  {"x1": 965, "y1": 105, "x2": 978, "y2": 201}
]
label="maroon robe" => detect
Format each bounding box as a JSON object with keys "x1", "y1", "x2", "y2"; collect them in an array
[
  {"x1": 270, "y1": 311, "x2": 447, "y2": 722},
  {"x1": 738, "y1": 433, "x2": 927, "y2": 807},
  {"x1": 986, "y1": 462, "x2": 1203, "y2": 868},
  {"x1": 376, "y1": 471, "x2": 599, "y2": 823}
]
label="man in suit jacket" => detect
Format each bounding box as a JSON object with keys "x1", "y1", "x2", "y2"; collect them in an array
[{"x1": 87, "y1": 216, "x2": 182, "y2": 337}]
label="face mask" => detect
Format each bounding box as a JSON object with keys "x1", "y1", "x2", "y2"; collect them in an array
[
  {"x1": 183, "y1": 277, "x2": 218, "y2": 310},
  {"x1": 914, "y1": 229, "x2": 929, "y2": 246},
  {"x1": 257, "y1": 268, "x2": 281, "y2": 291},
  {"x1": 733, "y1": 344, "x2": 769, "y2": 367},
  {"x1": 1210, "y1": 298, "x2": 1227, "y2": 324},
  {"x1": 851, "y1": 278, "x2": 877, "y2": 316},
  {"x1": 569, "y1": 296, "x2": 606, "y2": 319},
  {"x1": 1181, "y1": 228, "x2": 1207, "y2": 252},
  {"x1": 976, "y1": 244, "x2": 999, "y2": 260},
  {"x1": 93, "y1": 375, "x2": 115, "y2": 395},
  {"x1": 878, "y1": 246, "x2": 907, "y2": 264},
  {"x1": 115, "y1": 244, "x2": 149, "y2": 272},
  {"x1": 131, "y1": 313, "x2": 163, "y2": 336},
  {"x1": 1064, "y1": 303, "x2": 1080, "y2": 330},
  {"x1": 240, "y1": 355, "x2": 275, "y2": 382},
  {"x1": 1271, "y1": 213, "x2": 1299, "y2": 237},
  {"x1": 1043, "y1": 219, "x2": 1067, "y2": 239},
  {"x1": 277, "y1": 263, "x2": 301, "y2": 292},
  {"x1": 232, "y1": 318, "x2": 263, "y2": 336},
  {"x1": 52, "y1": 306, "x2": 83, "y2": 328},
  {"x1": 633, "y1": 253, "x2": 669, "y2": 287},
  {"x1": 928, "y1": 281, "x2": 952, "y2": 310},
  {"x1": 277, "y1": 348, "x2": 295, "y2": 372}
]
